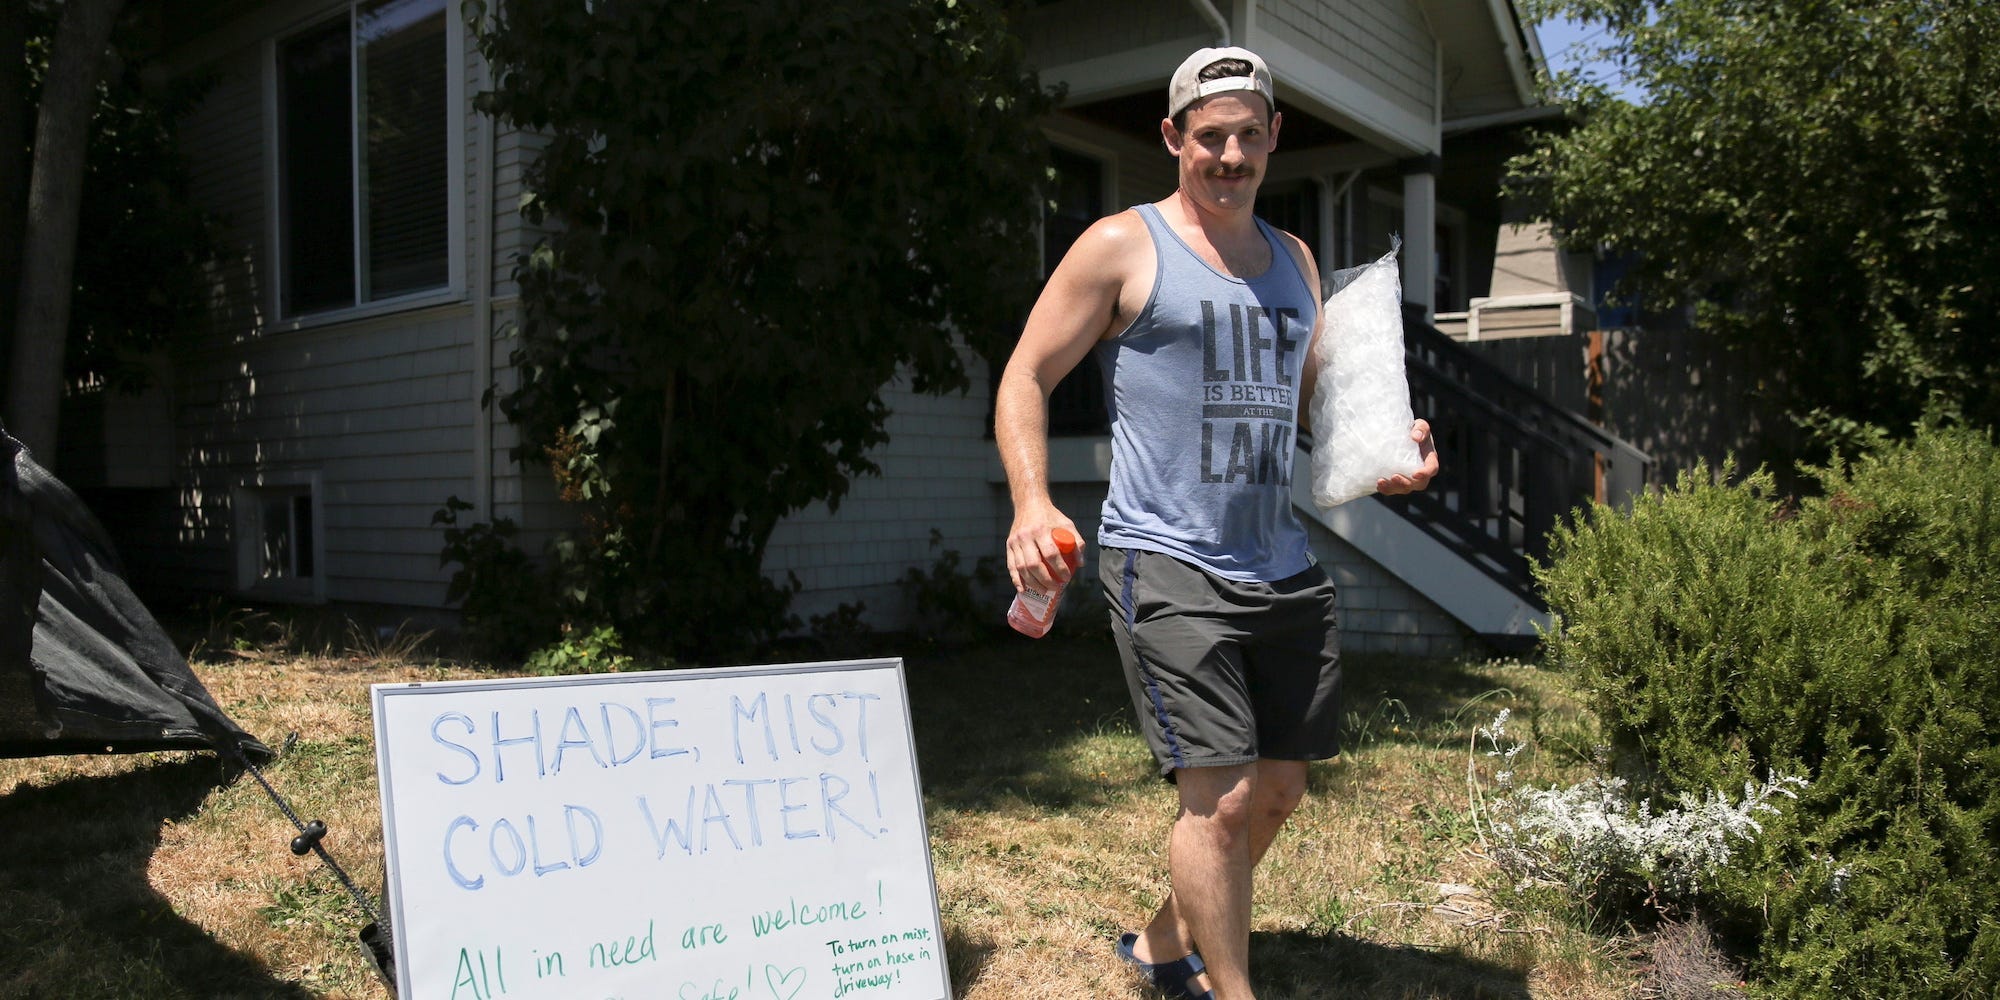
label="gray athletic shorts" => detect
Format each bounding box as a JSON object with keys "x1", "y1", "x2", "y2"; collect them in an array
[{"x1": 1100, "y1": 546, "x2": 1342, "y2": 779}]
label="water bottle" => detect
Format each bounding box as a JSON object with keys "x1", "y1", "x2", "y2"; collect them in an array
[{"x1": 1007, "y1": 527, "x2": 1081, "y2": 638}]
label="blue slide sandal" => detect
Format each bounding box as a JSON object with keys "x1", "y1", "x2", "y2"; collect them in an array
[{"x1": 1117, "y1": 932, "x2": 1214, "y2": 1000}]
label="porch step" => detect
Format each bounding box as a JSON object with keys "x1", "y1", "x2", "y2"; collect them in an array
[{"x1": 1289, "y1": 457, "x2": 1549, "y2": 641}]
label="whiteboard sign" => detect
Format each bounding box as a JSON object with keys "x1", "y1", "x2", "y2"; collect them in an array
[{"x1": 372, "y1": 658, "x2": 949, "y2": 1000}]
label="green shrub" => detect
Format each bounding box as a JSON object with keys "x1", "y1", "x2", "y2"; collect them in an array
[
  {"x1": 899, "y1": 529, "x2": 1004, "y2": 646},
  {"x1": 1536, "y1": 424, "x2": 2000, "y2": 998},
  {"x1": 433, "y1": 496, "x2": 562, "y2": 662},
  {"x1": 523, "y1": 624, "x2": 638, "y2": 676}
]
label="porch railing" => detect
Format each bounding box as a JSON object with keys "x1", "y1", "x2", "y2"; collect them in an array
[{"x1": 1364, "y1": 307, "x2": 1652, "y2": 608}]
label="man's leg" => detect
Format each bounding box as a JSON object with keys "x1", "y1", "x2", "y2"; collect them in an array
[{"x1": 1132, "y1": 759, "x2": 1310, "y2": 999}]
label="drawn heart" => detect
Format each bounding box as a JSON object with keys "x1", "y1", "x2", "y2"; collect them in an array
[{"x1": 765, "y1": 964, "x2": 807, "y2": 1000}]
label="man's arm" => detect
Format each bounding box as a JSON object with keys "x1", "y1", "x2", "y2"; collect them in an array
[
  {"x1": 1286, "y1": 232, "x2": 1327, "y2": 434},
  {"x1": 995, "y1": 212, "x2": 1142, "y2": 593}
]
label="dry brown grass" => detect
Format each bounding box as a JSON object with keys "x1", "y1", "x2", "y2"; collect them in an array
[
  {"x1": 1, "y1": 622, "x2": 1640, "y2": 999},
  {"x1": 1633, "y1": 918, "x2": 1746, "y2": 1000},
  {"x1": 908, "y1": 641, "x2": 1633, "y2": 1000},
  {"x1": 0, "y1": 641, "x2": 479, "y2": 1000}
]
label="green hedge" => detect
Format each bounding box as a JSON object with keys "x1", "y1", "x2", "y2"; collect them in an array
[{"x1": 1537, "y1": 424, "x2": 2000, "y2": 998}]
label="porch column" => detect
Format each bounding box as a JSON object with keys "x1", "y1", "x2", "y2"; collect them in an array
[{"x1": 1400, "y1": 154, "x2": 1439, "y2": 322}]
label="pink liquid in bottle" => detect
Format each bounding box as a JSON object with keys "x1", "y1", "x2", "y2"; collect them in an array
[{"x1": 1008, "y1": 527, "x2": 1081, "y2": 638}]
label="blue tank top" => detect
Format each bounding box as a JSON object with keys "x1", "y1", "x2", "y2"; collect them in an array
[{"x1": 1096, "y1": 203, "x2": 1319, "y2": 582}]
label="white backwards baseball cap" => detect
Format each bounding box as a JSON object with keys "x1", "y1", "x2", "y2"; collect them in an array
[{"x1": 1166, "y1": 46, "x2": 1275, "y2": 119}]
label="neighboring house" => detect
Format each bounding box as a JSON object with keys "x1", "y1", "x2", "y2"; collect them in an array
[
  {"x1": 58, "y1": 0, "x2": 1639, "y2": 657},
  {"x1": 1434, "y1": 215, "x2": 1773, "y2": 486}
]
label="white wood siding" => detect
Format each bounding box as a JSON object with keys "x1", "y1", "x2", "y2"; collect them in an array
[
  {"x1": 763, "y1": 348, "x2": 1009, "y2": 628},
  {"x1": 1254, "y1": 0, "x2": 1439, "y2": 154},
  {"x1": 164, "y1": 8, "x2": 482, "y2": 609},
  {"x1": 182, "y1": 47, "x2": 269, "y2": 340},
  {"x1": 491, "y1": 128, "x2": 548, "y2": 301},
  {"x1": 169, "y1": 305, "x2": 478, "y2": 606}
]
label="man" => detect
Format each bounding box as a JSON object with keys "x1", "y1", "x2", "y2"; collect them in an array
[{"x1": 993, "y1": 47, "x2": 1437, "y2": 1000}]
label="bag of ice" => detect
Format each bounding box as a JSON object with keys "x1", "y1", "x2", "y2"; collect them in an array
[{"x1": 1307, "y1": 237, "x2": 1422, "y2": 508}]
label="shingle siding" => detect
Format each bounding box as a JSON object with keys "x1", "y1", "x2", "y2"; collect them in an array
[
  {"x1": 1263, "y1": 0, "x2": 1436, "y2": 124},
  {"x1": 1303, "y1": 518, "x2": 1468, "y2": 656},
  {"x1": 765, "y1": 348, "x2": 1011, "y2": 628}
]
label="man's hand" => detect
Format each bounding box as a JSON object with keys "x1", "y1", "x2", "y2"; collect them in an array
[
  {"x1": 1006, "y1": 509, "x2": 1081, "y2": 594},
  {"x1": 1376, "y1": 419, "x2": 1438, "y2": 495}
]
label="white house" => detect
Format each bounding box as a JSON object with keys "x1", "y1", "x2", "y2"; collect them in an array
[{"x1": 66, "y1": 0, "x2": 1623, "y2": 657}]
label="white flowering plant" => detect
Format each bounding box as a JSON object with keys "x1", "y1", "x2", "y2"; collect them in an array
[{"x1": 1471, "y1": 708, "x2": 1807, "y2": 911}]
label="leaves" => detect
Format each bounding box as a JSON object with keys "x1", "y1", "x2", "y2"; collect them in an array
[
  {"x1": 1513, "y1": 0, "x2": 2000, "y2": 448},
  {"x1": 13, "y1": 0, "x2": 221, "y2": 390},
  {"x1": 467, "y1": 0, "x2": 1053, "y2": 659},
  {"x1": 1535, "y1": 424, "x2": 2000, "y2": 996}
]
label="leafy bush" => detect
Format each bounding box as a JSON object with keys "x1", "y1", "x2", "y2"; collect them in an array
[
  {"x1": 806, "y1": 602, "x2": 875, "y2": 658},
  {"x1": 433, "y1": 496, "x2": 561, "y2": 662},
  {"x1": 1536, "y1": 424, "x2": 2000, "y2": 997},
  {"x1": 467, "y1": 0, "x2": 1052, "y2": 662},
  {"x1": 1476, "y1": 706, "x2": 1806, "y2": 912},
  {"x1": 523, "y1": 624, "x2": 637, "y2": 676},
  {"x1": 899, "y1": 529, "x2": 1004, "y2": 647}
]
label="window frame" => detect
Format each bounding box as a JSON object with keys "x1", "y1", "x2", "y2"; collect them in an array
[
  {"x1": 233, "y1": 473, "x2": 327, "y2": 603},
  {"x1": 1360, "y1": 182, "x2": 1470, "y2": 313},
  {"x1": 1037, "y1": 133, "x2": 1119, "y2": 275},
  {"x1": 263, "y1": 0, "x2": 465, "y2": 328}
]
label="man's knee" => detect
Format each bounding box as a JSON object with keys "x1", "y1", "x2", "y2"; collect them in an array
[
  {"x1": 1176, "y1": 764, "x2": 1260, "y2": 828},
  {"x1": 1254, "y1": 762, "x2": 1309, "y2": 820}
]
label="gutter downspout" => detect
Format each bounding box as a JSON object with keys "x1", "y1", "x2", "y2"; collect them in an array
[{"x1": 1187, "y1": 0, "x2": 1229, "y2": 45}]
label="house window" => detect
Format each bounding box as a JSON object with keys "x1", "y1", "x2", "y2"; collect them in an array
[
  {"x1": 236, "y1": 481, "x2": 321, "y2": 600},
  {"x1": 1352, "y1": 182, "x2": 1471, "y2": 313},
  {"x1": 261, "y1": 491, "x2": 316, "y2": 580},
  {"x1": 1592, "y1": 249, "x2": 1643, "y2": 328},
  {"x1": 278, "y1": 0, "x2": 449, "y2": 316},
  {"x1": 1435, "y1": 219, "x2": 1459, "y2": 313},
  {"x1": 1360, "y1": 184, "x2": 1404, "y2": 266},
  {"x1": 1044, "y1": 145, "x2": 1108, "y2": 436},
  {"x1": 1257, "y1": 181, "x2": 1321, "y2": 271}
]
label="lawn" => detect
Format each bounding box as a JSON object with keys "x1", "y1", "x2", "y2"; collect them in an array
[{"x1": 0, "y1": 618, "x2": 1637, "y2": 999}]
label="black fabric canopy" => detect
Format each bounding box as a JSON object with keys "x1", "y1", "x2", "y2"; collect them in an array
[{"x1": 1, "y1": 423, "x2": 269, "y2": 762}]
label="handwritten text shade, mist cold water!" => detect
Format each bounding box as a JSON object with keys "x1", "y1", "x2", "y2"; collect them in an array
[{"x1": 425, "y1": 690, "x2": 889, "y2": 892}]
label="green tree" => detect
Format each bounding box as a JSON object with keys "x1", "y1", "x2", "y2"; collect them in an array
[
  {"x1": 4, "y1": 0, "x2": 125, "y2": 459},
  {"x1": 1513, "y1": 0, "x2": 2000, "y2": 453},
  {"x1": 2, "y1": 0, "x2": 217, "y2": 458},
  {"x1": 468, "y1": 0, "x2": 1052, "y2": 660}
]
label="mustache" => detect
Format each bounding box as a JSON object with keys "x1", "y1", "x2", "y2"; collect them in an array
[{"x1": 1212, "y1": 166, "x2": 1255, "y2": 178}]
